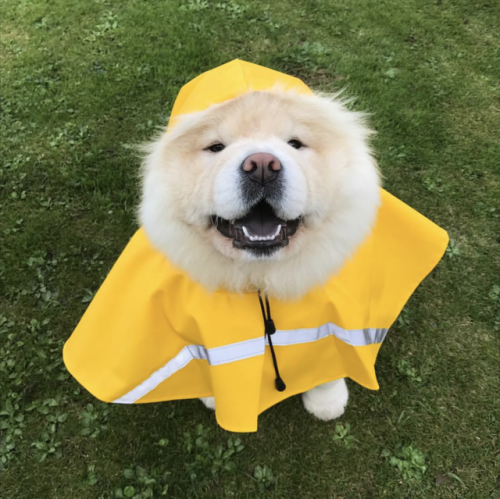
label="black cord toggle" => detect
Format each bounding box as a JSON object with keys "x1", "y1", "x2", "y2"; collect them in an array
[
  {"x1": 258, "y1": 290, "x2": 286, "y2": 392},
  {"x1": 275, "y1": 377, "x2": 287, "y2": 392},
  {"x1": 265, "y1": 319, "x2": 276, "y2": 336}
]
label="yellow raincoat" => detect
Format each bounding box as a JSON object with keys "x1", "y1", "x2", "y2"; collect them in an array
[{"x1": 63, "y1": 60, "x2": 449, "y2": 432}]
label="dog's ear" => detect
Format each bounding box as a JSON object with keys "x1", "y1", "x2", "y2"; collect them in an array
[{"x1": 313, "y1": 91, "x2": 376, "y2": 143}]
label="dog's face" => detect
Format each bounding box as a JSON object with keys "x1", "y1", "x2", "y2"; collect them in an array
[{"x1": 141, "y1": 90, "x2": 380, "y2": 298}]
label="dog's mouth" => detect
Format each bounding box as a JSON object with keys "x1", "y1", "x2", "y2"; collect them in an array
[{"x1": 210, "y1": 200, "x2": 302, "y2": 254}]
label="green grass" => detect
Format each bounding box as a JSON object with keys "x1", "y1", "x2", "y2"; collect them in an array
[{"x1": 1, "y1": 0, "x2": 499, "y2": 497}]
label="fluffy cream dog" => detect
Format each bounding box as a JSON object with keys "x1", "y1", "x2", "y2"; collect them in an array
[{"x1": 139, "y1": 89, "x2": 380, "y2": 421}]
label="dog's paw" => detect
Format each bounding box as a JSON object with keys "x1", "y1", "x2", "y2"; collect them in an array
[
  {"x1": 302, "y1": 378, "x2": 349, "y2": 421},
  {"x1": 199, "y1": 397, "x2": 216, "y2": 411}
]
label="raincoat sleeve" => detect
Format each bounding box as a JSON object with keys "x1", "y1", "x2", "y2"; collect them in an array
[{"x1": 63, "y1": 229, "x2": 186, "y2": 403}]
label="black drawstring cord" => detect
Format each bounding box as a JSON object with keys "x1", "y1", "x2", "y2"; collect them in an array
[{"x1": 258, "y1": 290, "x2": 286, "y2": 392}]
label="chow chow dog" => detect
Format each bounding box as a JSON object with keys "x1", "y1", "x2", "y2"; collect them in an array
[{"x1": 139, "y1": 88, "x2": 380, "y2": 421}]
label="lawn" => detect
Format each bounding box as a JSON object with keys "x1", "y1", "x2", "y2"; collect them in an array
[{"x1": 1, "y1": 0, "x2": 499, "y2": 497}]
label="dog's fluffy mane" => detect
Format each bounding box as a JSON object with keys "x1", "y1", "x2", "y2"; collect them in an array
[{"x1": 139, "y1": 89, "x2": 380, "y2": 300}]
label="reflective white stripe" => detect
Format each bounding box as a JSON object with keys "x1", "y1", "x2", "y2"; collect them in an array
[
  {"x1": 199, "y1": 337, "x2": 265, "y2": 365},
  {"x1": 113, "y1": 323, "x2": 388, "y2": 404},
  {"x1": 269, "y1": 324, "x2": 388, "y2": 348},
  {"x1": 114, "y1": 338, "x2": 265, "y2": 404}
]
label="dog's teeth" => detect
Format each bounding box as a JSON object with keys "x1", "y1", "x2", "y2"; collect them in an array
[{"x1": 242, "y1": 225, "x2": 282, "y2": 242}]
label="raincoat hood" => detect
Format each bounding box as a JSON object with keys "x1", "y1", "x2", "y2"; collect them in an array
[{"x1": 63, "y1": 60, "x2": 449, "y2": 432}]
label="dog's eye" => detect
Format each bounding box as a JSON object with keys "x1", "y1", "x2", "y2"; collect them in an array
[
  {"x1": 288, "y1": 139, "x2": 304, "y2": 150},
  {"x1": 205, "y1": 143, "x2": 226, "y2": 153}
]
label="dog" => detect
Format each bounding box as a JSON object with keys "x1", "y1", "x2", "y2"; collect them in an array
[{"x1": 139, "y1": 87, "x2": 381, "y2": 421}]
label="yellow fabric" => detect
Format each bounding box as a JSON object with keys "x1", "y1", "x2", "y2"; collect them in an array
[
  {"x1": 63, "y1": 60, "x2": 449, "y2": 432},
  {"x1": 169, "y1": 59, "x2": 312, "y2": 128}
]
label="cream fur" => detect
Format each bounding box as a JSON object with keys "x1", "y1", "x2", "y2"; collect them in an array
[{"x1": 139, "y1": 89, "x2": 381, "y2": 300}]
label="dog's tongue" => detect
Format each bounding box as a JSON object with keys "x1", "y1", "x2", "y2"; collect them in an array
[{"x1": 234, "y1": 201, "x2": 284, "y2": 237}]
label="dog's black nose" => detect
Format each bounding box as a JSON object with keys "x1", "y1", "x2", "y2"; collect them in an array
[{"x1": 241, "y1": 153, "x2": 281, "y2": 185}]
